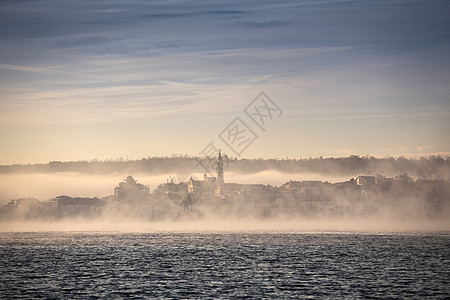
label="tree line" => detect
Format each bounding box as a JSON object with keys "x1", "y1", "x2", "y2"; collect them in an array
[{"x1": 0, "y1": 155, "x2": 448, "y2": 180}]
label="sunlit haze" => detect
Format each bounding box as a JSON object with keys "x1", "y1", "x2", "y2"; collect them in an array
[{"x1": 1, "y1": 3, "x2": 450, "y2": 297}]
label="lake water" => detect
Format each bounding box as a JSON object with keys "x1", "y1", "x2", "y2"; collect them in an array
[{"x1": 0, "y1": 231, "x2": 449, "y2": 298}]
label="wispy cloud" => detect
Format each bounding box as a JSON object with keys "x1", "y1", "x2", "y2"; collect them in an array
[
  {"x1": 55, "y1": 35, "x2": 123, "y2": 48},
  {"x1": 99, "y1": 9, "x2": 129, "y2": 14},
  {"x1": 238, "y1": 20, "x2": 291, "y2": 29},
  {"x1": 0, "y1": 63, "x2": 58, "y2": 74},
  {"x1": 140, "y1": 9, "x2": 246, "y2": 19},
  {"x1": 308, "y1": 112, "x2": 450, "y2": 122}
]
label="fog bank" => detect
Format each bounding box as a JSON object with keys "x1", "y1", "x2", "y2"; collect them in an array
[
  {"x1": 1, "y1": 217, "x2": 448, "y2": 233},
  {"x1": 0, "y1": 171, "x2": 348, "y2": 205}
]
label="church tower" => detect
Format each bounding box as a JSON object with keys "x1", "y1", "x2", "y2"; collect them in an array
[{"x1": 217, "y1": 151, "x2": 224, "y2": 186}]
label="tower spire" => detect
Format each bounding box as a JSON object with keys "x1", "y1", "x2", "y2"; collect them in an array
[{"x1": 217, "y1": 150, "x2": 224, "y2": 186}]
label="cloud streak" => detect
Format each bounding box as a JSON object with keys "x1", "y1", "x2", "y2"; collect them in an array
[
  {"x1": 0, "y1": 63, "x2": 58, "y2": 74},
  {"x1": 238, "y1": 20, "x2": 291, "y2": 29}
]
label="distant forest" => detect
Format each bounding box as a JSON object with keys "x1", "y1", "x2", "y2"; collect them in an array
[{"x1": 1, "y1": 155, "x2": 449, "y2": 180}]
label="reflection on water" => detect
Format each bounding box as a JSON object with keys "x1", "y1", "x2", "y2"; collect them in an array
[{"x1": 1, "y1": 232, "x2": 449, "y2": 298}]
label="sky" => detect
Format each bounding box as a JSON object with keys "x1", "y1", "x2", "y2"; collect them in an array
[{"x1": 0, "y1": 0, "x2": 449, "y2": 164}]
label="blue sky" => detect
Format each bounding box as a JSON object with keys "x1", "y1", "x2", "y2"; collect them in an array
[{"x1": 0, "y1": 0, "x2": 449, "y2": 164}]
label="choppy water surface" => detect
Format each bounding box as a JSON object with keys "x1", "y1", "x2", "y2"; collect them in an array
[{"x1": 0, "y1": 231, "x2": 449, "y2": 298}]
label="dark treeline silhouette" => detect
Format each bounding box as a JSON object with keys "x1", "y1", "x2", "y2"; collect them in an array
[{"x1": 0, "y1": 155, "x2": 449, "y2": 180}]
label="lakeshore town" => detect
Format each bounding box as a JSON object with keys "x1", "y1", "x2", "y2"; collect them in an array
[{"x1": 1, "y1": 153, "x2": 449, "y2": 221}]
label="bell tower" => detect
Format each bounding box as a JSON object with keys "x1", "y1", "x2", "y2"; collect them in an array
[{"x1": 217, "y1": 151, "x2": 224, "y2": 186}]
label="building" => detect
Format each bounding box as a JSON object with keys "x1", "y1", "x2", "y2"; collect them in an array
[
  {"x1": 216, "y1": 151, "x2": 224, "y2": 186},
  {"x1": 0, "y1": 197, "x2": 42, "y2": 220},
  {"x1": 2, "y1": 153, "x2": 449, "y2": 222},
  {"x1": 54, "y1": 196, "x2": 103, "y2": 218},
  {"x1": 114, "y1": 176, "x2": 150, "y2": 202},
  {"x1": 355, "y1": 175, "x2": 376, "y2": 186}
]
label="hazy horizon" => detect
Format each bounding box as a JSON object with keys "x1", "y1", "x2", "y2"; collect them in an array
[
  {"x1": 2, "y1": 153, "x2": 450, "y2": 167},
  {"x1": 2, "y1": 2, "x2": 449, "y2": 299},
  {"x1": 1, "y1": 0, "x2": 449, "y2": 231}
]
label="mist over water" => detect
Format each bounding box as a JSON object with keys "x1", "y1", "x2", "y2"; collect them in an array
[
  {"x1": 1, "y1": 0, "x2": 449, "y2": 297},
  {"x1": 0, "y1": 165, "x2": 448, "y2": 299},
  {"x1": 1, "y1": 218, "x2": 449, "y2": 234},
  {"x1": 0, "y1": 170, "x2": 347, "y2": 205},
  {"x1": 1, "y1": 165, "x2": 449, "y2": 233},
  {"x1": 0, "y1": 172, "x2": 166, "y2": 205}
]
